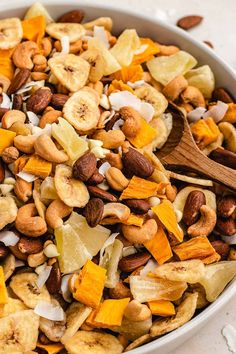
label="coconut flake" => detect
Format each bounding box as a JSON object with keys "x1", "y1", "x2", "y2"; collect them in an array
[
  {"x1": 222, "y1": 324, "x2": 236, "y2": 353},
  {"x1": 60, "y1": 36, "x2": 70, "y2": 54},
  {"x1": 134, "y1": 44, "x2": 148, "y2": 55},
  {"x1": 103, "y1": 110, "x2": 115, "y2": 126},
  {"x1": 17, "y1": 171, "x2": 38, "y2": 183},
  {"x1": 221, "y1": 234, "x2": 236, "y2": 245},
  {"x1": 98, "y1": 162, "x2": 111, "y2": 176},
  {"x1": 17, "y1": 80, "x2": 45, "y2": 94},
  {"x1": 27, "y1": 111, "x2": 39, "y2": 126},
  {"x1": 122, "y1": 246, "x2": 137, "y2": 257},
  {"x1": 0, "y1": 231, "x2": 19, "y2": 246},
  {"x1": 61, "y1": 274, "x2": 72, "y2": 303},
  {"x1": 203, "y1": 101, "x2": 229, "y2": 123},
  {"x1": 99, "y1": 232, "x2": 119, "y2": 262},
  {"x1": 94, "y1": 26, "x2": 110, "y2": 49},
  {"x1": 0, "y1": 93, "x2": 11, "y2": 109},
  {"x1": 127, "y1": 80, "x2": 145, "y2": 89},
  {"x1": 109, "y1": 91, "x2": 154, "y2": 122},
  {"x1": 112, "y1": 118, "x2": 124, "y2": 130},
  {"x1": 187, "y1": 107, "x2": 206, "y2": 122},
  {"x1": 140, "y1": 259, "x2": 158, "y2": 278},
  {"x1": 32, "y1": 124, "x2": 52, "y2": 137},
  {"x1": 37, "y1": 266, "x2": 52, "y2": 288},
  {"x1": 34, "y1": 301, "x2": 65, "y2": 321}
]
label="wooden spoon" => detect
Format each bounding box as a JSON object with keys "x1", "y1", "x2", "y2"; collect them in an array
[{"x1": 155, "y1": 106, "x2": 236, "y2": 190}]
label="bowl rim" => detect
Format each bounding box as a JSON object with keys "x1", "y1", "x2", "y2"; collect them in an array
[{"x1": 1, "y1": 1, "x2": 236, "y2": 353}]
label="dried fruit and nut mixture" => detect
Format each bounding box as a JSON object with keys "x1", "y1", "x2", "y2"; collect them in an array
[{"x1": 0, "y1": 3, "x2": 235, "y2": 354}]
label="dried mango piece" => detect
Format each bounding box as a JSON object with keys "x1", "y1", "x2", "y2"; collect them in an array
[
  {"x1": 152, "y1": 200, "x2": 183, "y2": 243},
  {"x1": 0, "y1": 267, "x2": 8, "y2": 305},
  {"x1": 36, "y1": 342, "x2": 64, "y2": 354},
  {"x1": 191, "y1": 117, "x2": 221, "y2": 149},
  {"x1": 108, "y1": 79, "x2": 134, "y2": 94},
  {"x1": 222, "y1": 103, "x2": 236, "y2": 123},
  {"x1": 202, "y1": 251, "x2": 221, "y2": 264},
  {"x1": 0, "y1": 128, "x2": 16, "y2": 155},
  {"x1": 14, "y1": 155, "x2": 30, "y2": 174},
  {"x1": 0, "y1": 49, "x2": 14, "y2": 79},
  {"x1": 72, "y1": 260, "x2": 107, "y2": 308},
  {"x1": 123, "y1": 213, "x2": 144, "y2": 227},
  {"x1": 144, "y1": 225, "x2": 173, "y2": 265},
  {"x1": 112, "y1": 64, "x2": 143, "y2": 83},
  {"x1": 132, "y1": 38, "x2": 160, "y2": 65},
  {"x1": 127, "y1": 117, "x2": 157, "y2": 148},
  {"x1": 22, "y1": 16, "x2": 46, "y2": 45},
  {"x1": 173, "y1": 236, "x2": 219, "y2": 262},
  {"x1": 23, "y1": 155, "x2": 52, "y2": 178},
  {"x1": 120, "y1": 176, "x2": 161, "y2": 200},
  {"x1": 148, "y1": 300, "x2": 175, "y2": 317}
]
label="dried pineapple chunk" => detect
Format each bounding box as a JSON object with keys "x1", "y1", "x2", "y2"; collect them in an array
[{"x1": 110, "y1": 29, "x2": 140, "y2": 67}]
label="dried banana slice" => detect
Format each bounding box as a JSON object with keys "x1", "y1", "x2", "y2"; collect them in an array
[
  {"x1": 1, "y1": 254, "x2": 15, "y2": 281},
  {"x1": 150, "y1": 292, "x2": 198, "y2": 337},
  {"x1": 110, "y1": 29, "x2": 140, "y2": 67},
  {"x1": 46, "y1": 23, "x2": 85, "y2": 42},
  {"x1": 114, "y1": 317, "x2": 152, "y2": 341},
  {"x1": 24, "y1": 2, "x2": 54, "y2": 24},
  {"x1": 48, "y1": 54, "x2": 90, "y2": 92},
  {"x1": 80, "y1": 48, "x2": 106, "y2": 82},
  {"x1": 54, "y1": 164, "x2": 89, "y2": 208},
  {"x1": 0, "y1": 18, "x2": 23, "y2": 49},
  {"x1": 135, "y1": 85, "x2": 168, "y2": 118},
  {"x1": 0, "y1": 297, "x2": 28, "y2": 317},
  {"x1": 9, "y1": 273, "x2": 51, "y2": 309},
  {"x1": 64, "y1": 330, "x2": 123, "y2": 354},
  {"x1": 124, "y1": 334, "x2": 151, "y2": 352},
  {"x1": 40, "y1": 316, "x2": 66, "y2": 342},
  {"x1": 0, "y1": 310, "x2": 39, "y2": 353},
  {"x1": 63, "y1": 87, "x2": 100, "y2": 132},
  {"x1": 0, "y1": 196, "x2": 18, "y2": 231}
]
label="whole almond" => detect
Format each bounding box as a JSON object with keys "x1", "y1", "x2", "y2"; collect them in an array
[
  {"x1": 122, "y1": 148, "x2": 154, "y2": 178},
  {"x1": 177, "y1": 15, "x2": 203, "y2": 30},
  {"x1": 50, "y1": 93, "x2": 69, "y2": 110},
  {"x1": 216, "y1": 218, "x2": 236, "y2": 236},
  {"x1": 7, "y1": 69, "x2": 31, "y2": 95},
  {"x1": 210, "y1": 148, "x2": 236, "y2": 169},
  {"x1": 0, "y1": 159, "x2": 5, "y2": 183},
  {"x1": 118, "y1": 252, "x2": 151, "y2": 273},
  {"x1": 18, "y1": 237, "x2": 43, "y2": 254},
  {"x1": 0, "y1": 243, "x2": 9, "y2": 259},
  {"x1": 9, "y1": 243, "x2": 28, "y2": 261},
  {"x1": 57, "y1": 9, "x2": 85, "y2": 23},
  {"x1": 73, "y1": 152, "x2": 97, "y2": 181},
  {"x1": 87, "y1": 186, "x2": 117, "y2": 202},
  {"x1": 211, "y1": 240, "x2": 230, "y2": 260},
  {"x1": 87, "y1": 169, "x2": 104, "y2": 185},
  {"x1": 183, "y1": 190, "x2": 206, "y2": 226},
  {"x1": 46, "y1": 261, "x2": 61, "y2": 294},
  {"x1": 26, "y1": 87, "x2": 52, "y2": 113},
  {"x1": 125, "y1": 199, "x2": 150, "y2": 214},
  {"x1": 217, "y1": 196, "x2": 236, "y2": 218},
  {"x1": 212, "y1": 88, "x2": 234, "y2": 103},
  {"x1": 84, "y1": 198, "x2": 104, "y2": 227},
  {"x1": 12, "y1": 94, "x2": 23, "y2": 110}
]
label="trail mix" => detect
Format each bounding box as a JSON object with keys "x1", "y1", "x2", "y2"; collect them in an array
[{"x1": 0, "y1": 3, "x2": 236, "y2": 354}]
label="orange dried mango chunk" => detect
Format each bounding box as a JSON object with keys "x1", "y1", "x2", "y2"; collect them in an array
[
  {"x1": 144, "y1": 224, "x2": 173, "y2": 265},
  {"x1": 23, "y1": 155, "x2": 52, "y2": 178},
  {"x1": 36, "y1": 342, "x2": 64, "y2": 354},
  {"x1": 120, "y1": 176, "x2": 160, "y2": 200},
  {"x1": 22, "y1": 16, "x2": 46, "y2": 45},
  {"x1": 222, "y1": 103, "x2": 236, "y2": 123},
  {"x1": 191, "y1": 117, "x2": 220, "y2": 149},
  {"x1": 0, "y1": 49, "x2": 14, "y2": 79},
  {"x1": 152, "y1": 200, "x2": 183, "y2": 243},
  {"x1": 132, "y1": 38, "x2": 160, "y2": 65},
  {"x1": 173, "y1": 236, "x2": 219, "y2": 263},
  {"x1": 0, "y1": 128, "x2": 16, "y2": 155},
  {"x1": 0, "y1": 267, "x2": 8, "y2": 305},
  {"x1": 112, "y1": 64, "x2": 143, "y2": 83},
  {"x1": 14, "y1": 155, "x2": 30, "y2": 174},
  {"x1": 123, "y1": 213, "x2": 144, "y2": 227},
  {"x1": 108, "y1": 79, "x2": 134, "y2": 94},
  {"x1": 72, "y1": 260, "x2": 107, "y2": 308},
  {"x1": 127, "y1": 117, "x2": 157, "y2": 148},
  {"x1": 148, "y1": 300, "x2": 175, "y2": 316}
]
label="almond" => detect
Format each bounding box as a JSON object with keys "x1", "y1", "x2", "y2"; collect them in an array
[
  {"x1": 125, "y1": 199, "x2": 150, "y2": 214},
  {"x1": 0, "y1": 159, "x2": 5, "y2": 183},
  {"x1": 122, "y1": 148, "x2": 154, "y2": 178},
  {"x1": 177, "y1": 15, "x2": 203, "y2": 30},
  {"x1": 212, "y1": 88, "x2": 234, "y2": 103},
  {"x1": 217, "y1": 195, "x2": 236, "y2": 218},
  {"x1": 7, "y1": 69, "x2": 31, "y2": 95},
  {"x1": 84, "y1": 198, "x2": 104, "y2": 227},
  {"x1": 210, "y1": 148, "x2": 236, "y2": 169},
  {"x1": 18, "y1": 237, "x2": 43, "y2": 254},
  {"x1": 118, "y1": 252, "x2": 151, "y2": 273},
  {"x1": 87, "y1": 185, "x2": 117, "y2": 202},
  {"x1": 57, "y1": 9, "x2": 85, "y2": 23},
  {"x1": 50, "y1": 93, "x2": 69, "y2": 110},
  {"x1": 72, "y1": 152, "x2": 97, "y2": 182},
  {"x1": 12, "y1": 94, "x2": 23, "y2": 110},
  {"x1": 183, "y1": 190, "x2": 206, "y2": 226},
  {"x1": 46, "y1": 261, "x2": 61, "y2": 294},
  {"x1": 210, "y1": 240, "x2": 230, "y2": 260},
  {"x1": 87, "y1": 169, "x2": 104, "y2": 185},
  {"x1": 26, "y1": 87, "x2": 52, "y2": 113},
  {"x1": 216, "y1": 218, "x2": 236, "y2": 236}
]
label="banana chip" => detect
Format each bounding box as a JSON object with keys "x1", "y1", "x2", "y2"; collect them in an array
[
  {"x1": 150, "y1": 292, "x2": 198, "y2": 337},
  {"x1": 124, "y1": 334, "x2": 151, "y2": 351},
  {"x1": 0, "y1": 297, "x2": 27, "y2": 317},
  {"x1": 110, "y1": 29, "x2": 140, "y2": 67},
  {"x1": 46, "y1": 23, "x2": 85, "y2": 42},
  {"x1": 135, "y1": 84, "x2": 168, "y2": 117},
  {"x1": 114, "y1": 316, "x2": 152, "y2": 341}
]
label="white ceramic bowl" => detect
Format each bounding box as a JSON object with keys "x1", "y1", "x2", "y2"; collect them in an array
[{"x1": 1, "y1": 1, "x2": 236, "y2": 353}]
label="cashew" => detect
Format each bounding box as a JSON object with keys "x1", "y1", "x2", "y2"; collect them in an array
[
  {"x1": 219, "y1": 122, "x2": 236, "y2": 153},
  {"x1": 92, "y1": 129, "x2": 125, "y2": 149},
  {"x1": 102, "y1": 203, "x2": 130, "y2": 223},
  {"x1": 83, "y1": 17, "x2": 113, "y2": 31},
  {"x1": 166, "y1": 184, "x2": 177, "y2": 202},
  {"x1": 162, "y1": 75, "x2": 188, "y2": 101},
  {"x1": 1, "y1": 110, "x2": 26, "y2": 129},
  {"x1": 181, "y1": 86, "x2": 206, "y2": 108},
  {"x1": 156, "y1": 43, "x2": 180, "y2": 56},
  {"x1": 27, "y1": 250, "x2": 47, "y2": 267},
  {"x1": 34, "y1": 134, "x2": 68, "y2": 163},
  {"x1": 105, "y1": 167, "x2": 129, "y2": 192},
  {"x1": 105, "y1": 152, "x2": 123, "y2": 170},
  {"x1": 14, "y1": 135, "x2": 37, "y2": 154},
  {"x1": 41, "y1": 37, "x2": 53, "y2": 57},
  {"x1": 31, "y1": 72, "x2": 48, "y2": 81},
  {"x1": 33, "y1": 54, "x2": 47, "y2": 72},
  {"x1": 33, "y1": 188, "x2": 46, "y2": 220},
  {"x1": 0, "y1": 74, "x2": 10, "y2": 93},
  {"x1": 119, "y1": 106, "x2": 142, "y2": 138},
  {"x1": 122, "y1": 219, "x2": 158, "y2": 244},
  {"x1": 2, "y1": 146, "x2": 19, "y2": 164},
  {"x1": 109, "y1": 281, "x2": 132, "y2": 299},
  {"x1": 15, "y1": 203, "x2": 47, "y2": 237},
  {"x1": 54, "y1": 39, "x2": 82, "y2": 54},
  {"x1": 187, "y1": 205, "x2": 217, "y2": 238},
  {"x1": 46, "y1": 199, "x2": 73, "y2": 229},
  {"x1": 39, "y1": 109, "x2": 62, "y2": 128},
  {"x1": 13, "y1": 41, "x2": 38, "y2": 69},
  {"x1": 124, "y1": 300, "x2": 152, "y2": 322},
  {"x1": 9, "y1": 122, "x2": 31, "y2": 136},
  {"x1": 14, "y1": 177, "x2": 33, "y2": 202}
]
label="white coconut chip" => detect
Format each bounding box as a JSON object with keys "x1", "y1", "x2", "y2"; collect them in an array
[
  {"x1": 16, "y1": 80, "x2": 45, "y2": 94},
  {"x1": 127, "y1": 80, "x2": 145, "y2": 89},
  {"x1": 140, "y1": 259, "x2": 158, "y2": 278},
  {"x1": 0, "y1": 93, "x2": 11, "y2": 109},
  {"x1": 221, "y1": 235, "x2": 236, "y2": 245},
  {"x1": 0, "y1": 231, "x2": 19, "y2": 246},
  {"x1": 37, "y1": 266, "x2": 52, "y2": 288},
  {"x1": 203, "y1": 101, "x2": 229, "y2": 123},
  {"x1": 112, "y1": 118, "x2": 124, "y2": 130},
  {"x1": 17, "y1": 171, "x2": 38, "y2": 183},
  {"x1": 134, "y1": 44, "x2": 148, "y2": 55},
  {"x1": 109, "y1": 91, "x2": 154, "y2": 122},
  {"x1": 122, "y1": 246, "x2": 137, "y2": 257},
  {"x1": 187, "y1": 107, "x2": 206, "y2": 122},
  {"x1": 99, "y1": 232, "x2": 119, "y2": 262},
  {"x1": 103, "y1": 110, "x2": 115, "y2": 126},
  {"x1": 27, "y1": 111, "x2": 40, "y2": 126},
  {"x1": 60, "y1": 36, "x2": 70, "y2": 54},
  {"x1": 32, "y1": 124, "x2": 52, "y2": 137},
  {"x1": 94, "y1": 26, "x2": 110, "y2": 49},
  {"x1": 61, "y1": 274, "x2": 72, "y2": 303},
  {"x1": 222, "y1": 324, "x2": 236, "y2": 353},
  {"x1": 34, "y1": 301, "x2": 65, "y2": 321},
  {"x1": 98, "y1": 162, "x2": 111, "y2": 176}
]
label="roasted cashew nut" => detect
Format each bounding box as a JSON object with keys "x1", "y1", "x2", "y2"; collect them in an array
[
  {"x1": 13, "y1": 41, "x2": 38, "y2": 69},
  {"x1": 15, "y1": 203, "x2": 47, "y2": 237},
  {"x1": 181, "y1": 86, "x2": 206, "y2": 108},
  {"x1": 124, "y1": 300, "x2": 152, "y2": 322},
  {"x1": 92, "y1": 129, "x2": 125, "y2": 149},
  {"x1": 162, "y1": 75, "x2": 188, "y2": 101},
  {"x1": 187, "y1": 205, "x2": 217, "y2": 238},
  {"x1": 46, "y1": 199, "x2": 73, "y2": 229},
  {"x1": 101, "y1": 202, "x2": 130, "y2": 223},
  {"x1": 2, "y1": 110, "x2": 26, "y2": 129},
  {"x1": 14, "y1": 135, "x2": 37, "y2": 154},
  {"x1": 14, "y1": 176, "x2": 32, "y2": 202},
  {"x1": 105, "y1": 167, "x2": 129, "y2": 192},
  {"x1": 27, "y1": 250, "x2": 47, "y2": 267},
  {"x1": 34, "y1": 134, "x2": 68, "y2": 163},
  {"x1": 0, "y1": 74, "x2": 10, "y2": 93},
  {"x1": 219, "y1": 122, "x2": 236, "y2": 153},
  {"x1": 122, "y1": 218, "x2": 158, "y2": 244},
  {"x1": 39, "y1": 109, "x2": 62, "y2": 128},
  {"x1": 119, "y1": 106, "x2": 142, "y2": 138}
]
